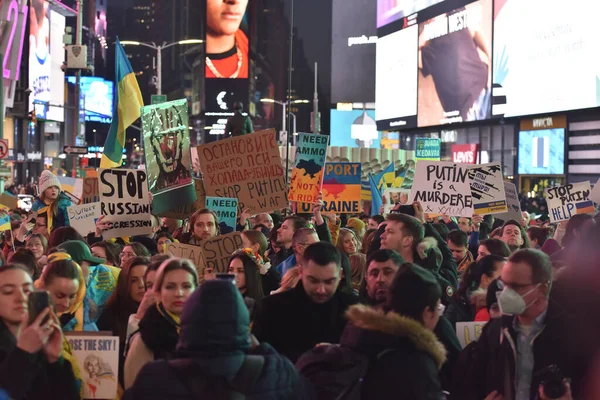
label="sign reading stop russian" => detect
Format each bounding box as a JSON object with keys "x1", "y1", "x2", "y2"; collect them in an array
[{"x1": 0, "y1": 140, "x2": 8, "y2": 160}]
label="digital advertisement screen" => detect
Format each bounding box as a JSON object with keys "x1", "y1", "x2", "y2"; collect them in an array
[
  {"x1": 378, "y1": 0, "x2": 445, "y2": 28},
  {"x1": 417, "y1": 0, "x2": 492, "y2": 127},
  {"x1": 518, "y1": 128, "x2": 565, "y2": 175},
  {"x1": 205, "y1": 0, "x2": 249, "y2": 79},
  {"x1": 375, "y1": 23, "x2": 418, "y2": 130},
  {"x1": 67, "y1": 77, "x2": 114, "y2": 123},
  {"x1": 332, "y1": 0, "x2": 377, "y2": 103},
  {"x1": 204, "y1": 79, "x2": 249, "y2": 140},
  {"x1": 331, "y1": 109, "x2": 381, "y2": 148},
  {"x1": 29, "y1": 1, "x2": 65, "y2": 122},
  {"x1": 493, "y1": 0, "x2": 600, "y2": 117}
]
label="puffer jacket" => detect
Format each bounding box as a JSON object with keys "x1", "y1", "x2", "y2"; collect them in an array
[{"x1": 32, "y1": 192, "x2": 72, "y2": 231}]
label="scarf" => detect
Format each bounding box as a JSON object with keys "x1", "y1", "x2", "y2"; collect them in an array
[
  {"x1": 138, "y1": 303, "x2": 180, "y2": 360},
  {"x1": 37, "y1": 197, "x2": 59, "y2": 235}
]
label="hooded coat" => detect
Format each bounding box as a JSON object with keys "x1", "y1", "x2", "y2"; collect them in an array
[
  {"x1": 123, "y1": 280, "x2": 311, "y2": 400},
  {"x1": 340, "y1": 305, "x2": 447, "y2": 400}
]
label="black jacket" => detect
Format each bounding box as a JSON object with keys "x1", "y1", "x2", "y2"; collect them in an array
[
  {"x1": 253, "y1": 281, "x2": 358, "y2": 363},
  {"x1": 124, "y1": 280, "x2": 310, "y2": 400},
  {"x1": 340, "y1": 305, "x2": 447, "y2": 400},
  {"x1": 451, "y1": 298, "x2": 588, "y2": 400},
  {"x1": 0, "y1": 321, "x2": 79, "y2": 400}
]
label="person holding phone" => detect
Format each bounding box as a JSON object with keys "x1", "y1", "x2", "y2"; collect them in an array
[{"x1": 0, "y1": 263, "x2": 79, "y2": 400}]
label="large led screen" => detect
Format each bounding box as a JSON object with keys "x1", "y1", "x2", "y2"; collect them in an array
[
  {"x1": 67, "y1": 77, "x2": 114, "y2": 123},
  {"x1": 378, "y1": 0, "x2": 445, "y2": 28},
  {"x1": 375, "y1": 23, "x2": 418, "y2": 130},
  {"x1": 331, "y1": 109, "x2": 381, "y2": 148},
  {"x1": 332, "y1": 0, "x2": 376, "y2": 103},
  {"x1": 493, "y1": 0, "x2": 600, "y2": 117},
  {"x1": 417, "y1": 0, "x2": 492, "y2": 127},
  {"x1": 518, "y1": 128, "x2": 565, "y2": 175}
]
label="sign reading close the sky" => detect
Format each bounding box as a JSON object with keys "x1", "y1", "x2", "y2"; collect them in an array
[
  {"x1": 288, "y1": 133, "x2": 329, "y2": 203},
  {"x1": 468, "y1": 163, "x2": 508, "y2": 215},
  {"x1": 545, "y1": 182, "x2": 594, "y2": 223}
]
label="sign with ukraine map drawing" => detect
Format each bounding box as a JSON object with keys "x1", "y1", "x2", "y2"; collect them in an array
[
  {"x1": 288, "y1": 133, "x2": 329, "y2": 203},
  {"x1": 321, "y1": 163, "x2": 362, "y2": 213}
]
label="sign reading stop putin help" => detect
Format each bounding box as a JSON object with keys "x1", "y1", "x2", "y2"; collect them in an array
[
  {"x1": 545, "y1": 182, "x2": 594, "y2": 223},
  {"x1": 99, "y1": 169, "x2": 153, "y2": 239}
]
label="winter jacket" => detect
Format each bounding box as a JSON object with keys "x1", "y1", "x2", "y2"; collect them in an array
[
  {"x1": 443, "y1": 288, "x2": 487, "y2": 328},
  {"x1": 32, "y1": 192, "x2": 72, "y2": 232},
  {"x1": 124, "y1": 280, "x2": 311, "y2": 400},
  {"x1": 277, "y1": 254, "x2": 297, "y2": 276},
  {"x1": 253, "y1": 281, "x2": 358, "y2": 363},
  {"x1": 451, "y1": 298, "x2": 588, "y2": 400},
  {"x1": 340, "y1": 305, "x2": 447, "y2": 400},
  {"x1": 0, "y1": 320, "x2": 79, "y2": 400}
]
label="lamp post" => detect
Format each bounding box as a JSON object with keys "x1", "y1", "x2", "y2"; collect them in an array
[
  {"x1": 260, "y1": 98, "x2": 308, "y2": 142},
  {"x1": 120, "y1": 39, "x2": 204, "y2": 95}
]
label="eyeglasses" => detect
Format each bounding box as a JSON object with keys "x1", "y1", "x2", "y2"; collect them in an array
[
  {"x1": 120, "y1": 252, "x2": 136, "y2": 259},
  {"x1": 497, "y1": 279, "x2": 535, "y2": 291}
]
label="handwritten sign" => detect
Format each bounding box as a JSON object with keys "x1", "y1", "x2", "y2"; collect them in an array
[
  {"x1": 496, "y1": 182, "x2": 522, "y2": 222},
  {"x1": 200, "y1": 232, "x2": 243, "y2": 274},
  {"x1": 206, "y1": 196, "x2": 239, "y2": 234},
  {"x1": 67, "y1": 202, "x2": 101, "y2": 235},
  {"x1": 410, "y1": 161, "x2": 474, "y2": 216},
  {"x1": 0, "y1": 193, "x2": 18, "y2": 210},
  {"x1": 415, "y1": 138, "x2": 441, "y2": 161},
  {"x1": 455, "y1": 321, "x2": 487, "y2": 349},
  {"x1": 468, "y1": 163, "x2": 507, "y2": 215},
  {"x1": 545, "y1": 182, "x2": 593, "y2": 223},
  {"x1": 66, "y1": 335, "x2": 119, "y2": 399},
  {"x1": 98, "y1": 168, "x2": 152, "y2": 239},
  {"x1": 166, "y1": 242, "x2": 205, "y2": 276},
  {"x1": 58, "y1": 176, "x2": 83, "y2": 204},
  {"x1": 82, "y1": 177, "x2": 99, "y2": 204},
  {"x1": 288, "y1": 133, "x2": 329, "y2": 203},
  {"x1": 159, "y1": 178, "x2": 206, "y2": 219},
  {"x1": 590, "y1": 178, "x2": 600, "y2": 206},
  {"x1": 197, "y1": 129, "x2": 287, "y2": 214}
]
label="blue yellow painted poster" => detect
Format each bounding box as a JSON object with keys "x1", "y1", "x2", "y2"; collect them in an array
[
  {"x1": 205, "y1": 196, "x2": 239, "y2": 234},
  {"x1": 322, "y1": 163, "x2": 362, "y2": 213},
  {"x1": 288, "y1": 133, "x2": 329, "y2": 203}
]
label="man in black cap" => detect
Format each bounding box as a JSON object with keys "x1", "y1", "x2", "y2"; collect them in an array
[{"x1": 224, "y1": 101, "x2": 253, "y2": 137}]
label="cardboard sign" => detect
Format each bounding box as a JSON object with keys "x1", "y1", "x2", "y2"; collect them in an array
[
  {"x1": 415, "y1": 138, "x2": 441, "y2": 161},
  {"x1": 383, "y1": 188, "x2": 411, "y2": 213},
  {"x1": 200, "y1": 232, "x2": 243, "y2": 274},
  {"x1": 206, "y1": 196, "x2": 239, "y2": 234},
  {"x1": 66, "y1": 335, "x2": 119, "y2": 399},
  {"x1": 68, "y1": 202, "x2": 101, "y2": 235},
  {"x1": 452, "y1": 144, "x2": 480, "y2": 164},
  {"x1": 82, "y1": 177, "x2": 99, "y2": 204},
  {"x1": 288, "y1": 133, "x2": 329, "y2": 203},
  {"x1": 142, "y1": 99, "x2": 196, "y2": 216},
  {"x1": 468, "y1": 163, "x2": 508, "y2": 215},
  {"x1": 321, "y1": 162, "x2": 362, "y2": 213},
  {"x1": 197, "y1": 129, "x2": 287, "y2": 214},
  {"x1": 590, "y1": 178, "x2": 600, "y2": 205},
  {"x1": 496, "y1": 182, "x2": 522, "y2": 222},
  {"x1": 545, "y1": 182, "x2": 593, "y2": 223},
  {"x1": 410, "y1": 161, "x2": 474, "y2": 216},
  {"x1": 158, "y1": 178, "x2": 206, "y2": 219},
  {"x1": 0, "y1": 193, "x2": 18, "y2": 210},
  {"x1": 58, "y1": 176, "x2": 83, "y2": 204},
  {"x1": 455, "y1": 321, "x2": 487, "y2": 349},
  {"x1": 98, "y1": 168, "x2": 153, "y2": 239},
  {"x1": 166, "y1": 242, "x2": 206, "y2": 276}
]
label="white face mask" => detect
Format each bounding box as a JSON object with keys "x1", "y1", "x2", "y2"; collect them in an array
[{"x1": 497, "y1": 284, "x2": 540, "y2": 315}]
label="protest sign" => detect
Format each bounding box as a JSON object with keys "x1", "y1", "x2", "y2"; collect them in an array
[
  {"x1": 321, "y1": 163, "x2": 361, "y2": 213},
  {"x1": 58, "y1": 176, "x2": 83, "y2": 204},
  {"x1": 206, "y1": 196, "x2": 239, "y2": 234},
  {"x1": 545, "y1": 182, "x2": 593, "y2": 223},
  {"x1": 159, "y1": 178, "x2": 206, "y2": 219},
  {"x1": 197, "y1": 129, "x2": 287, "y2": 214},
  {"x1": 82, "y1": 177, "x2": 99, "y2": 204},
  {"x1": 98, "y1": 168, "x2": 153, "y2": 238},
  {"x1": 0, "y1": 193, "x2": 18, "y2": 210},
  {"x1": 200, "y1": 232, "x2": 243, "y2": 274},
  {"x1": 410, "y1": 161, "x2": 474, "y2": 216},
  {"x1": 415, "y1": 138, "x2": 441, "y2": 161},
  {"x1": 590, "y1": 178, "x2": 600, "y2": 205},
  {"x1": 495, "y1": 182, "x2": 522, "y2": 222},
  {"x1": 166, "y1": 242, "x2": 205, "y2": 275},
  {"x1": 141, "y1": 98, "x2": 196, "y2": 215},
  {"x1": 455, "y1": 322, "x2": 487, "y2": 349},
  {"x1": 384, "y1": 188, "x2": 411, "y2": 213},
  {"x1": 288, "y1": 133, "x2": 329, "y2": 203},
  {"x1": 66, "y1": 335, "x2": 119, "y2": 399},
  {"x1": 68, "y1": 202, "x2": 101, "y2": 235},
  {"x1": 468, "y1": 163, "x2": 508, "y2": 215}
]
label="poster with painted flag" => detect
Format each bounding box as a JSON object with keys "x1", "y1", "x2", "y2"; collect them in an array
[
  {"x1": 68, "y1": 202, "x2": 102, "y2": 235},
  {"x1": 205, "y1": 197, "x2": 239, "y2": 234},
  {"x1": 58, "y1": 176, "x2": 83, "y2": 204},
  {"x1": 288, "y1": 133, "x2": 329, "y2": 203},
  {"x1": 141, "y1": 98, "x2": 196, "y2": 215},
  {"x1": 0, "y1": 214, "x2": 10, "y2": 231},
  {"x1": 415, "y1": 138, "x2": 441, "y2": 161},
  {"x1": 468, "y1": 163, "x2": 508, "y2": 215},
  {"x1": 321, "y1": 163, "x2": 362, "y2": 213},
  {"x1": 99, "y1": 168, "x2": 153, "y2": 239},
  {"x1": 545, "y1": 182, "x2": 594, "y2": 223},
  {"x1": 410, "y1": 161, "x2": 474, "y2": 217}
]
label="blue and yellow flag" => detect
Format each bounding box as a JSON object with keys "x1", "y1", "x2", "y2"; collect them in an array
[
  {"x1": 100, "y1": 38, "x2": 144, "y2": 168},
  {"x1": 0, "y1": 215, "x2": 10, "y2": 232},
  {"x1": 369, "y1": 173, "x2": 383, "y2": 217}
]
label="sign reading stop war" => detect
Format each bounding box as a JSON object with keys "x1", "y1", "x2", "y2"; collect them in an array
[
  {"x1": 99, "y1": 169, "x2": 153, "y2": 239},
  {"x1": 201, "y1": 232, "x2": 243, "y2": 274},
  {"x1": 545, "y1": 182, "x2": 594, "y2": 223},
  {"x1": 166, "y1": 242, "x2": 206, "y2": 276},
  {"x1": 197, "y1": 129, "x2": 287, "y2": 214}
]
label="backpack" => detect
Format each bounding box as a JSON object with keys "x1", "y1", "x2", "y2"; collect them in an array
[
  {"x1": 295, "y1": 344, "x2": 393, "y2": 400},
  {"x1": 169, "y1": 355, "x2": 265, "y2": 400}
]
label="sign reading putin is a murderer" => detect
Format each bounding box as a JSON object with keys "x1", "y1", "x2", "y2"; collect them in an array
[
  {"x1": 197, "y1": 129, "x2": 287, "y2": 214},
  {"x1": 99, "y1": 168, "x2": 153, "y2": 239}
]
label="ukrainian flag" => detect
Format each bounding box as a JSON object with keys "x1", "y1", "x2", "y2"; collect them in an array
[
  {"x1": 100, "y1": 38, "x2": 144, "y2": 168},
  {"x1": 369, "y1": 173, "x2": 383, "y2": 217},
  {"x1": 0, "y1": 215, "x2": 10, "y2": 232}
]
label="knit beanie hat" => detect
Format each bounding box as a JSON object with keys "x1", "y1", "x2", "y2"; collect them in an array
[
  {"x1": 39, "y1": 170, "x2": 61, "y2": 195},
  {"x1": 387, "y1": 263, "x2": 442, "y2": 321},
  {"x1": 347, "y1": 218, "x2": 365, "y2": 234}
]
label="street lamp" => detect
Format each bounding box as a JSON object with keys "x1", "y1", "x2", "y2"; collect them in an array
[
  {"x1": 120, "y1": 39, "x2": 204, "y2": 95},
  {"x1": 260, "y1": 98, "x2": 308, "y2": 142}
]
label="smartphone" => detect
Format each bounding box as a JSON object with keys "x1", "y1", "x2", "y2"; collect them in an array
[
  {"x1": 216, "y1": 273, "x2": 236, "y2": 282},
  {"x1": 28, "y1": 291, "x2": 51, "y2": 325},
  {"x1": 395, "y1": 205, "x2": 416, "y2": 217}
]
